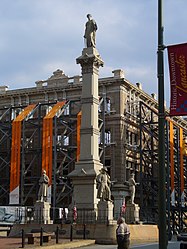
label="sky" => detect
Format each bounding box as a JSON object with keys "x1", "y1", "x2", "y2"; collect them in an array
[{"x1": 0, "y1": 0, "x2": 187, "y2": 106}]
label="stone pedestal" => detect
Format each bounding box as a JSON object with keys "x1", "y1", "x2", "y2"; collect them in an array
[
  {"x1": 112, "y1": 183, "x2": 129, "y2": 219},
  {"x1": 125, "y1": 203, "x2": 140, "y2": 224},
  {"x1": 97, "y1": 200, "x2": 114, "y2": 224},
  {"x1": 34, "y1": 201, "x2": 51, "y2": 224}
]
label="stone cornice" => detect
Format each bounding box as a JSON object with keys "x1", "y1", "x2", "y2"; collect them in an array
[
  {"x1": 1, "y1": 73, "x2": 187, "y2": 130},
  {"x1": 76, "y1": 53, "x2": 104, "y2": 67},
  {"x1": 80, "y1": 127, "x2": 100, "y2": 135},
  {"x1": 81, "y1": 96, "x2": 99, "y2": 105},
  {"x1": 76, "y1": 48, "x2": 104, "y2": 75}
]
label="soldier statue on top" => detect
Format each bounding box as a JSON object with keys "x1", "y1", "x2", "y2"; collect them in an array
[{"x1": 84, "y1": 14, "x2": 97, "y2": 48}]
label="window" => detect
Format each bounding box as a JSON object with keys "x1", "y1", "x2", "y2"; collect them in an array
[{"x1": 105, "y1": 130, "x2": 111, "y2": 144}]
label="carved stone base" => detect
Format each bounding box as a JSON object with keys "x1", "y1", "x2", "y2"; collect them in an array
[
  {"x1": 97, "y1": 200, "x2": 114, "y2": 224},
  {"x1": 34, "y1": 201, "x2": 51, "y2": 224},
  {"x1": 125, "y1": 203, "x2": 140, "y2": 224}
]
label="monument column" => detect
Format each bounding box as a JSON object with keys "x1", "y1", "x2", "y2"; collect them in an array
[{"x1": 68, "y1": 46, "x2": 104, "y2": 222}]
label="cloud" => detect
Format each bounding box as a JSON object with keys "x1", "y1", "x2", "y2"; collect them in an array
[{"x1": 0, "y1": 0, "x2": 186, "y2": 108}]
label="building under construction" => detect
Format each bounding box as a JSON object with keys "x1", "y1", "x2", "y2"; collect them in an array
[{"x1": 0, "y1": 68, "x2": 187, "y2": 232}]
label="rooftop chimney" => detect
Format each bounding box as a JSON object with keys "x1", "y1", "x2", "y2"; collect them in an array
[
  {"x1": 112, "y1": 69, "x2": 125, "y2": 79},
  {"x1": 0, "y1": 85, "x2": 9, "y2": 93}
]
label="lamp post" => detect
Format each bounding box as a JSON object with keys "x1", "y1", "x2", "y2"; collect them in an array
[{"x1": 157, "y1": 0, "x2": 167, "y2": 248}]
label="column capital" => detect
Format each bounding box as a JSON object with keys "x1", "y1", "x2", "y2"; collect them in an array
[{"x1": 76, "y1": 48, "x2": 104, "y2": 74}]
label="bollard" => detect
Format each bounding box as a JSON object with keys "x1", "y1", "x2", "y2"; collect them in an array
[
  {"x1": 21, "y1": 229, "x2": 25, "y2": 248},
  {"x1": 40, "y1": 227, "x2": 43, "y2": 246},
  {"x1": 56, "y1": 226, "x2": 59, "y2": 244},
  {"x1": 83, "y1": 224, "x2": 86, "y2": 240},
  {"x1": 70, "y1": 224, "x2": 73, "y2": 241}
]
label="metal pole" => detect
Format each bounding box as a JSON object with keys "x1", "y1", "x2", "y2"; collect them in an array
[
  {"x1": 157, "y1": 0, "x2": 167, "y2": 248},
  {"x1": 40, "y1": 227, "x2": 43, "y2": 246},
  {"x1": 56, "y1": 226, "x2": 59, "y2": 244},
  {"x1": 21, "y1": 229, "x2": 25, "y2": 248},
  {"x1": 70, "y1": 224, "x2": 73, "y2": 241},
  {"x1": 83, "y1": 224, "x2": 86, "y2": 239}
]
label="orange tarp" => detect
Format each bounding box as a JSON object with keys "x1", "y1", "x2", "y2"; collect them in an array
[
  {"x1": 10, "y1": 104, "x2": 36, "y2": 193},
  {"x1": 76, "y1": 111, "x2": 81, "y2": 162},
  {"x1": 42, "y1": 101, "x2": 66, "y2": 185},
  {"x1": 169, "y1": 121, "x2": 174, "y2": 194}
]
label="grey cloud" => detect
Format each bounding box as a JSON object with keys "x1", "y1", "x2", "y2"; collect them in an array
[{"x1": 0, "y1": 0, "x2": 186, "y2": 108}]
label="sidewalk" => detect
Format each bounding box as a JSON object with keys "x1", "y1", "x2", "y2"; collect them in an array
[
  {"x1": 0, "y1": 236, "x2": 158, "y2": 249},
  {"x1": 0, "y1": 237, "x2": 95, "y2": 249}
]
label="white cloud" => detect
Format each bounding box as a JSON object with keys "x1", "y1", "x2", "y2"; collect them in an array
[{"x1": 0, "y1": 0, "x2": 186, "y2": 108}]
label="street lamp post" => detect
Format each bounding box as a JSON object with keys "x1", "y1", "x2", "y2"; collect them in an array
[{"x1": 157, "y1": 0, "x2": 167, "y2": 248}]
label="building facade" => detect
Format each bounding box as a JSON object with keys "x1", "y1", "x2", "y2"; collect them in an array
[{"x1": 0, "y1": 68, "x2": 187, "y2": 225}]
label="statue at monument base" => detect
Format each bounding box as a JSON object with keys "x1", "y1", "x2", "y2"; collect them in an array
[
  {"x1": 122, "y1": 173, "x2": 140, "y2": 224},
  {"x1": 96, "y1": 167, "x2": 112, "y2": 202},
  {"x1": 33, "y1": 170, "x2": 51, "y2": 224},
  {"x1": 96, "y1": 167, "x2": 114, "y2": 224},
  {"x1": 127, "y1": 173, "x2": 139, "y2": 205},
  {"x1": 38, "y1": 170, "x2": 49, "y2": 202}
]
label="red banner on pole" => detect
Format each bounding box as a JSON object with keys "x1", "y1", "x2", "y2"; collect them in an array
[{"x1": 167, "y1": 43, "x2": 187, "y2": 116}]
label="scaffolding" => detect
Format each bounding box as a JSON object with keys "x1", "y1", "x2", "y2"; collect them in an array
[
  {"x1": 139, "y1": 101, "x2": 159, "y2": 222},
  {"x1": 126, "y1": 98, "x2": 187, "y2": 235},
  {"x1": 0, "y1": 97, "x2": 109, "y2": 219},
  {"x1": 0, "y1": 100, "x2": 81, "y2": 210},
  {"x1": 0, "y1": 107, "x2": 12, "y2": 204},
  {"x1": 167, "y1": 120, "x2": 187, "y2": 235},
  {"x1": 1, "y1": 93, "x2": 187, "y2": 229}
]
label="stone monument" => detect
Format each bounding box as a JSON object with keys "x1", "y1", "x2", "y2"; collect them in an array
[
  {"x1": 34, "y1": 170, "x2": 51, "y2": 224},
  {"x1": 68, "y1": 14, "x2": 105, "y2": 223}
]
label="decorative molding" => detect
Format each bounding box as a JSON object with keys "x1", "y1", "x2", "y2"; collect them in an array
[
  {"x1": 81, "y1": 96, "x2": 99, "y2": 105},
  {"x1": 80, "y1": 127, "x2": 100, "y2": 136},
  {"x1": 76, "y1": 52, "x2": 104, "y2": 76}
]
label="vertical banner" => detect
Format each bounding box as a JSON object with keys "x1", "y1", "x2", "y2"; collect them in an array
[
  {"x1": 169, "y1": 121, "x2": 175, "y2": 206},
  {"x1": 76, "y1": 111, "x2": 81, "y2": 162},
  {"x1": 42, "y1": 101, "x2": 66, "y2": 203},
  {"x1": 179, "y1": 128, "x2": 185, "y2": 207},
  {"x1": 10, "y1": 104, "x2": 36, "y2": 204},
  {"x1": 167, "y1": 43, "x2": 187, "y2": 116}
]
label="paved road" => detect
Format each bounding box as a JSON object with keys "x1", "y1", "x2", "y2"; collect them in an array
[
  {"x1": 78, "y1": 241, "x2": 181, "y2": 249},
  {"x1": 0, "y1": 238, "x2": 182, "y2": 249}
]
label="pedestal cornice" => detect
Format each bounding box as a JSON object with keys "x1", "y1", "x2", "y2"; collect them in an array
[
  {"x1": 76, "y1": 48, "x2": 104, "y2": 75},
  {"x1": 80, "y1": 127, "x2": 100, "y2": 135},
  {"x1": 81, "y1": 96, "x2": 99, "y2": 105}
]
